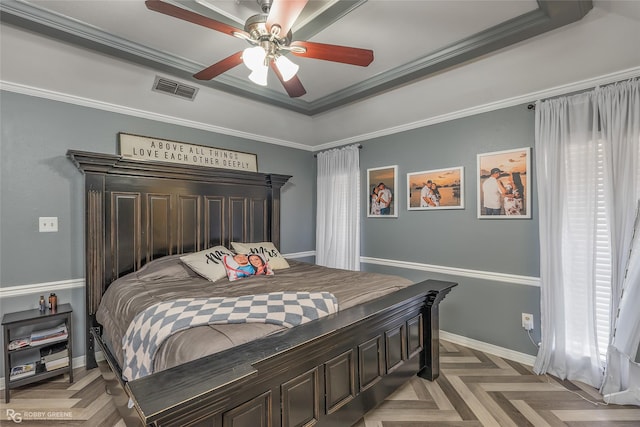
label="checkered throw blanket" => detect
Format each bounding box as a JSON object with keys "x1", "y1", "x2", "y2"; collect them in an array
[{"x1": 121, "y1": 291, "x2": 338, "y2": 381}]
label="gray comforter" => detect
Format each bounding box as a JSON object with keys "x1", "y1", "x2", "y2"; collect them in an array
[{"x1": 96, "y1": 256, "x2": 412, "y2": 375}]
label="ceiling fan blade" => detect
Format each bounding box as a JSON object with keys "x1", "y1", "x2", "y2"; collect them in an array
[
  {"x1": 145, "y1": 0, "x2": 248, "y2": 38},
  {"x1": 266, "y1": 0, "x2": 308, "y2": 36},
  {"x1": 270, "y1": 62, "x2": 306, "y2": 98},
  {"x1": 290, "y1": 41, "x2": 373, "y2": 67},
  {"x1": 194, "y1": 51, "x2": 244, "y2": 80}
]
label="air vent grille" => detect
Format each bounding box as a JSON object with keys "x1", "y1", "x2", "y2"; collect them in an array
[{"x1": 152, "y1": 76, "x2": 198, "y2": 101}]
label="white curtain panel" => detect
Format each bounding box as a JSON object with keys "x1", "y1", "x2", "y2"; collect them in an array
[
  {"x1": 534, "y1": 78, "x2": 640, "y2": 401},
  {"x1": 599, "y1": 80, "x2": 640, "y2": 405},
  {"x1": 602, "y1": 203, "x2": 640, "y2": 405},
  {"x1": 315, "y1": 145, "x2": 360, "y2": 270},
  {"x1": 534, "y1": 92, "x2": 605, "y2": 387}
]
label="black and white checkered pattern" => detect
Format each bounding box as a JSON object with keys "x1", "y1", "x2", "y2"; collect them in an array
[{"x1": 121, "y1": 291, "x2": 338, "y2": 381}]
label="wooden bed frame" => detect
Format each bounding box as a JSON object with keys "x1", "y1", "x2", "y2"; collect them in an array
[{"x1": 68, "y1": 150, "x2": 456, "y2": 427}]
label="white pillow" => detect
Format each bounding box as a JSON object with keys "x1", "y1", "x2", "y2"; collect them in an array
[
  {"x1": 180, "y1": 245, "x2": 236, "y2": 282},
  {"x1": 230, "y1": 242, "x2": 290, "y2": 270}
]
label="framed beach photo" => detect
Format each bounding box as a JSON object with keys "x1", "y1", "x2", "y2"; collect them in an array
[
  {"x1": 477, "y1": 147, "x2": 531, "y2": 219},
  {"x1": 367, "y1": 165, "x2": 398, "y2": 218},
  {"x1": 407, "y1": 167, "x2": 464, "y2": 210}
]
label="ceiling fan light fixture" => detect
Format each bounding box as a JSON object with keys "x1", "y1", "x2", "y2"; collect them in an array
[
  {"x1": 242, "y1": 46, "x2": 267, "y2": 71},
  {"x1": 274, "y1": 55, "x2": 299, "y2": 81},
  {"x1": 145, "y1": 0, "x2": 374, "y2": 98},
  {"x1": 248, "y1": 65, "x2": 269, "y2": 86}
]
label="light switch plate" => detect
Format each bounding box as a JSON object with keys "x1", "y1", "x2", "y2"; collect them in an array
[{"x1": 39, "y1": 217, "x2": 58, "y2": 232}]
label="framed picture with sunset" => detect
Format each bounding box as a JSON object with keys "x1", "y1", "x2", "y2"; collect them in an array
[
  {"x1": 407, "y1": 167, "x2": 464, "y2": 210},
  {"x1": 477, "y1": 147, "x2": 531, "y2": 219},
  {"x1": 367, "y1": 165, "x2": 398, "y2": 217}
]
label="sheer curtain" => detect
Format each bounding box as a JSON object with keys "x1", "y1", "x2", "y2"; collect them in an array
[
  {"x1": 599, "y1": 80, "x2": 640, "y2": 404},
  {"x1": 534, "y1": 79, "x2": 640, "y2": 402},
  {"x1": 315, "y1": 145, "x2": 360, "y2": 270},
  {"x1": 602, "y1": 202, "x2": 640, "y2": 404}
]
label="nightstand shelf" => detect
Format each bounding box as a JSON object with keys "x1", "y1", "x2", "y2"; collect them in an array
[{"x1": 2, "y1": 303, "x2": 73, "y2": 403}]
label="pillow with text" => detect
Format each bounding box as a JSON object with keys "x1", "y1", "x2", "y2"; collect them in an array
[
  {"x1": 230, "y1": 242, "x2": 290, "y2": 270},
  {"x1": 180, "y1": 245, "x2": 236, "y2": 282}
]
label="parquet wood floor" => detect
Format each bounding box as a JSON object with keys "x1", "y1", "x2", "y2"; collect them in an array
[{"x1": 2, "y1": 340, "x2": 638, "y2": 426}]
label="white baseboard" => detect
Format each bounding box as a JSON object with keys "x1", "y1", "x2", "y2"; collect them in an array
[{"x1": 440, "y1": 330, "x2": 537, "y2": 366}]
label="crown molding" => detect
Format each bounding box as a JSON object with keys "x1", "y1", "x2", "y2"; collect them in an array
[
  {"x1": 0, "y1": 0, "x2": 311, "y2": 113},
  {"x1": 3, "y1": 67, "x2": 638, "y2": 153},
  {"x1": 0, "y1": 0, "x2": 595, "y2": 116},
  {"x1": 312, "y1": 66, "x2": 640, "y2": 151},
  {"x1": 0, "y1": 80, "x2": 314, "y2": 151},
  {"x1": 0, "y1": 0, "x2": 363, "y2": 115}
]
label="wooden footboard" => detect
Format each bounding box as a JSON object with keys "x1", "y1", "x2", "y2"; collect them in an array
[{"x1": 94, "y1": 279, "x2": 455, "y2": 427}]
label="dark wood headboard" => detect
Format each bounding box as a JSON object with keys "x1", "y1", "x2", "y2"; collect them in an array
[{"x1": 68, "y1": 150, "x2": 291, "y2": 318}]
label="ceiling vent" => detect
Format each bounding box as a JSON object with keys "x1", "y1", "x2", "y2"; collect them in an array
[{"x1": 152, "y1": 76, "x2": 198, "y2": 101}]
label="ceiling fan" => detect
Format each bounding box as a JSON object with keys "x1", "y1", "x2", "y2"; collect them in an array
[{"x1": 145, "y1": 0, "x2": 374, "y2": 98}]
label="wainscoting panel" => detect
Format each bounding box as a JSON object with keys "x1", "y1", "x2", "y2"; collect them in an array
[
  {"x1": 358, "y1": 336, "x2": 383, "y2": 392},
  {"x1": 324, "y1": 350, "x2": 356, "y2": 414},
  {"x1": 222, "y1": 391, "x2": 272, "y2": 427},
  {"x1": 281, "y1": 368, "x2": 320, "y2": 427}
]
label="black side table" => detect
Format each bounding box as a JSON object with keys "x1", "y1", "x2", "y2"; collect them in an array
[{"x1": 2, "y1": 303, "x2": 73, "y2": 403}]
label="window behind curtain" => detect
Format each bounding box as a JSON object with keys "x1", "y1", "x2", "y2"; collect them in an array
[
  {"x1": 563, "y1": 136, "x2": 612, "y2": 364},
  {"x1": 593, "y1": 140, "x2": 611, "y2": 362}
]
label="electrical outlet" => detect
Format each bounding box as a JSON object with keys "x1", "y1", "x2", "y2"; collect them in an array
[
  {"x1": 39, "y1": 217, "x2": 58, "y2": 232},
  {"x1": 522, "y1": 313, "x2": 534, "y2": 331}
]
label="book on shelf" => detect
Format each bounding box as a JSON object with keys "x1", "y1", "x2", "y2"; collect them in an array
[
  {"x1": 40, "y1": 341, "x2": 67, "y2": 359},
  {"x1": 40, "y1": 342, "x2": 68, "y2": 362},
  {"x1": 45, "y1": 357, "x2": 69, "y2": 371},
  {"x1": 30, "y1": 323, "x2": 68, "y2": 346},
  {"x1": 8, "y1": 337, "x2": 31, "y2": 350},
  {"x1": 10, "y1": 363, "x2": 36, "y2": 381},
  {"x1": 43, "y1": 350, "x2": 68, "y2": 364}
]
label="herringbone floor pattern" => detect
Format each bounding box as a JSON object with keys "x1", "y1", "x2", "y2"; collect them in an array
[{"x1": 2, "y1": 340, "x2": 639, "y2": 426}]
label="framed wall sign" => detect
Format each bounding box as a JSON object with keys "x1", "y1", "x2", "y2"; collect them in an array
[
  {"x1": 119, "y1": 133, "x2": 258, "y2": 172},
  {"x1": 407, "y1": 166, "x2": 464, "y2": 210},
  {"x1": 367, "y1": 165, "x2": 398, "y2": 218},
  {"x1": 477, "y1": 147, "x2": 531, "y2": 219}
]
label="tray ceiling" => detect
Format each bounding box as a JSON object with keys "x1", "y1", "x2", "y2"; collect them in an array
[{"x1": 0, "y1": 0, "x2": 593, "y2": 115}]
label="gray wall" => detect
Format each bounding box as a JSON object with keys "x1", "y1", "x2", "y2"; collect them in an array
[
  {"x1": 0, "y1": 91, "x2": 317, "y2": 368},
  {"x1": 0, "y1": 91, "x2": 541, "y2": 374},
  {"x1": 359, "y1": 105, "x2": 541, "y2": 356}
]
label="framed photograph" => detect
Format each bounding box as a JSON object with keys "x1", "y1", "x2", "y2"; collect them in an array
[
  {"x1": 477, "y1": 147, "x2": 531, "y2": 219},
  {"x1": 407, "y1": 167, "x2": 464, "y2": 210},
  {"x1": 367, "y1": 165, "x2": 398, "y2": 217}
]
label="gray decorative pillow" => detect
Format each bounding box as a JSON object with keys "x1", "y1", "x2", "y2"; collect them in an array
[
  {"x1": 135, "y1": 254, "x2": 199, "y2": 281},
  {"x1": 230, "y1": 242, "x2": 290, "y2": 270},
  {"x1": 180, "y1": 246, "x2": 236, "y2": 282}
]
